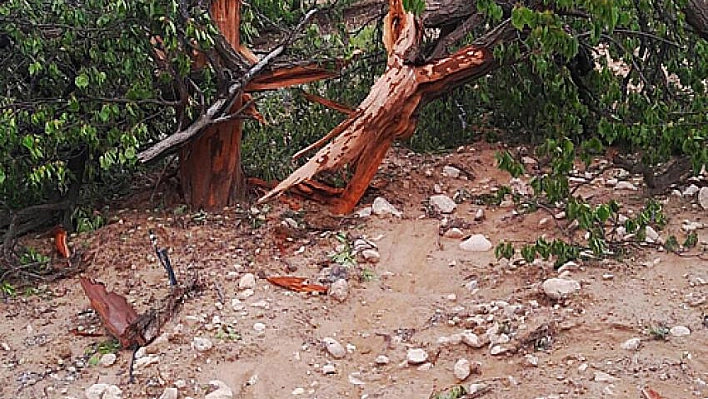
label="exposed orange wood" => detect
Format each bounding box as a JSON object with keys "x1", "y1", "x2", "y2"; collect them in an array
[
  {"x1": 246, "y1": 65, "x2": 340, "y2": 91},
  {"x1": 258, "y1": 0, "x2": 496, "y2": 214},
  {"x1": 301, "y1": 91, "x2": 355, "y2": 115}
]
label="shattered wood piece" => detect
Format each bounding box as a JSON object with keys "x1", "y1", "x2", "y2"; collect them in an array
[
  {"x1": 301, "y1": 91, "x2": 355, "y2": 115},
  {"x1": 642, "y1": 388, "x2": 665, "y2": 399},
  {"x1": 53, "y1": 225, "x2": 71, "y2": 259},
  {"x1": 245, "y1": 64, "x2": 340, "y2": 91},
  {"x1": 79, "y1": 278, "x2": 139, "y2": 348},
  {"x1": 266, "y1": 276, "x2": 328, "y2": 293}
]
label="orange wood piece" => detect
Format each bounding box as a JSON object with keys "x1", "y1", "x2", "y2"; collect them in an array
[
  {"x1": 53, "y1": 225, "x2": 71, "y2": 259},
  {"x1": 79, "y1": 278, "x2": 139, "y2": 348},
  {"x1": 266, "y1": 276, "x2": 328, "y2": 294}
]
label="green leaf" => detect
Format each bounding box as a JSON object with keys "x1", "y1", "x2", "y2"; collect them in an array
[{"x1": 75, "y1": 74, "x2": 89, "y2": 89}]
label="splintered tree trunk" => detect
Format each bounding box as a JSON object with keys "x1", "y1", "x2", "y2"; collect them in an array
[
  {"x1": 260, "y1": 0, "x2": 508, "y2": 214},
  {"x1": 180, "y1": 0, "x2": 245, "y2": 209}
]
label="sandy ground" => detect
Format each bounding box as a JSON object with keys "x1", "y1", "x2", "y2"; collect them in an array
[{"x1": 1, "y1": 142, "x2": 706, "y2": 399}]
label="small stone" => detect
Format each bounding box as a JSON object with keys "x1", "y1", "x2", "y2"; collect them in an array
[
  {"x1": 355, "y1": 207, "x2": 372, "y2": 218},
  {"x1": 594, "y1": 371, "x2": 618, "y2": 383},
  {"x1": 86, "y1": 384, "x2": 122, "y2": 399},
  {"x1": 615, "y1": 181, "x2": 638, "y2": 190},
  {"x1": 539, "y1": 217, "x2": 550, "y2": 227},
  {"x1": 453, "y1": 358, "x2": 471, "y2": 381},
  {"x1": 621, "y1": 338, "x2": 642, "y2": 351},
  {"x1": 524, "y1": 354, "x2": 539, "y2": 367},
  {"x1": 99, "y1": 353, "x2": 116, "y2": 367},
  {"x1": 238, "y1": 289, "x2": 254, "y2": 298},
  {"x1": 474, "y1": 209, "x2": 485, "y2": 221},
  {"x1": 605, "y1": 178, "x2": 618, "y2": 186},
  {"x1": 372, "y1": 197, "x2": 402, "y2": 217},
  {"x1": 468, "y1": 383, "x2": 488, "y2": 395},
  {"x1": 644, "y1": 226, "x2": 660, "y2": 243},
  {"x1": 542, "y1": 278, "x2": 581, "y2": 300},
  {"x1": 328, "y1": 279, "x2": 349, "y2": 302},
  {"x1": 253, "y1": 322, "x2": 266, "y2": 333},
  {"x1": 490, "y1": 345, "x2": 505, "y2": 355},
  {"x1": 459, "y1": 234, "x2": 492, "y2": 252},
  {"x1": 361, "y1": 249, "x2": 381, "y2": 263},
  {"x1": 292, "y1": 387, "x2": 305, "y2": 396},
  {"x1": 406, "y1": 348, "x2": 429, "y2": 365},
  {"x1": 159, "y1": 387, "x2": 178, "y2": 399},
  {"x1": 205, "y1": 380, "x2": 233, "y2": 399},
  {"x1": 461, "y1": 331, "x2": 484, "y2": 348},
  {"x1": 374, "y1": 355, "x2": 390, "y2": 365},
  {"x1": 670, "y1": 325, "x2": 691, "y2": 337},
  {"x1": 430, "y1": 195, "x2": 457, "y2": 214},
  {"x1": 322, "y1": 364, "x2": 337, "y2": 375},
  {"x1": 443, "y1": 165, "x2": 461, "y2": 178},
  {"x1": 323, "y1": 337, "x2": 346, "y2": 359},
  {"x1": 444, "y1": 228, "x2": 464, "y2": 239},
  {"x1": 192, "y1": 337, "x2": 213, "y2": 352},
  {"x1": 238, "y1": 273, "x2": 256, "y2": 290},
  {"x1": 699, "y1": 187, "x2": 708, "y2": 210},
  {"x1": 231, "y1": 298, "x2": 245, "y2": 311},
  {"x1": 684, "y1": 184, "x2": 700, "y2": 197}
]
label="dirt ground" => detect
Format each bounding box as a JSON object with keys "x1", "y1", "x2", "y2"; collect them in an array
[{"x1": 1, "y1": 142, "x2": 706, "y2": 399}]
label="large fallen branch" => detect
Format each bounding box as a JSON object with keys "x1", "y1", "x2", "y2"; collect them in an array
[{"x1": 258, "y1": 0, "x2": 515, "y2": 214}]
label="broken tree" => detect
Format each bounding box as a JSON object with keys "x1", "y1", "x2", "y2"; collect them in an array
[{"x1": 259, "y1": 0, "x2": 515, "y2": 214}]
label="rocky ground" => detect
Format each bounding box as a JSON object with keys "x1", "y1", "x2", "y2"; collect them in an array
[{"x1": 1, "y1": 142, "x2": 707, "y2": 399}]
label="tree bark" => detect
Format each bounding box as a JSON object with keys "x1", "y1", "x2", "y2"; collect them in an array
[{"x1": 179, "y1": 0, "x2": 246, "y2": 209}]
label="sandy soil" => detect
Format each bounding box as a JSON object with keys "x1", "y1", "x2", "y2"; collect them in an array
[{"x1": 1, "y1": 142, "x2": 706, "y2": 399}]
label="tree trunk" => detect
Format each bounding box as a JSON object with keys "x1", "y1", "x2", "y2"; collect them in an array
[{"x1": 180, "y1": 0, "x2": 246, "y2": 209}]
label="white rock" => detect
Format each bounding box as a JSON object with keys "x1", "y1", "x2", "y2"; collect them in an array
[
  {"x1": 291, "y1": 387, "x2": 305, "y2": 395},
  {"x1": 468, "y1": 383, "x2": 488, "y2": 395},
  {"x1": 374, "y1": 355, "x2": 390, "y2": 365},
  {"x1": 474, "y1": 209, "x2": 485, "y2": 221},
  {"x1": 615, "y1": 181, "x2": 637, "y2": 190},
  {"x1": 699, "y1": 187, "x2": 708, "y2": 210},
  {"x1": 539, "y1": 217, "x2": 550, "y2": 227},
  {"x1": 328, "y1": 279, "x2": 349, "y2": 302},
  {"x1": 406, "y1": 348, "x2": 428, "y2": 365},
  {"x1": 430, "y1": 195, "x2": 457, "y2": 214},
  {"x1": 605, "y1": 178, "x2": 618, "y2": 186},
  {"x1": 459, "y1": 234, "x2": 492, "y2": 252},
  {"x1": 323, "y1": 337, "x2": 346, "y2": 359},
  {"x1": 684, "y1": 184, "x2": 700, "y2": 197},
  {"x1": 443, "y1": 165, "x2": 461, "y2": 178},
  {"x1": 99, "y1": 353, "x2": 116, "y2": 367},
  {"x1": 444, "y1": 228, "x2": 464, "y2": 239},
  {"x1": 461, "y1": 331, "x2": 484, "y2": 348},
  {"x1": 238, "y1": 273, "x2": 256, "y2": 290},
  {"x1": 644, "y1": 226, "x2": 660, "y2": 243},
  {"x1": 670, "y1": 325, "x2": 691, "y2": 337},
  {"x1": 133, "y1": 354, "x2": 159, "y2": 369},
  {"x1": 361, "y1": 249, "x2": 380, "y2": 263},
  {"x1": 355, "y1": 207, "x2": 372, "y2": 218},
  {"x1": 322, "y1": 363, "x2": 337, "y2": 375},
  {"x1": 621, "y1": 337, "x2": 641, "y2": 351},
  {"x1": 542, "y1": 278, "x2": 580, "y2": 300},
  {"x1": 86, "y1": 384, "x2": 122, "y2": 399},
  {"x1": 490, "y1": 345, "x2": 505, "y2": 355},
  {"x1": 192, "y1": 337, "x2": 213, "y2": 352},
  {"x1": 593, "y1": 371, "x2": 618, "y2": 383},
  {"x1": 158, "y1": 387, "x2": 178, "y2": 399},
  {"x1": 524, "y1": 354, "x2": 539, "y2": 367},
  {"x1": 253, "y1": 322, "x2": 266, "y2": 333},
  {"x1": 231, "y1": 298, "x2": 245, "y2": 311},
  {"x1": 372, "y1": 197, "x2": 402, "y2": 217},
  {"x1": 205, "y1": 380, "x2": 233, "y2": 399},
  {"x1": 453, "y1": 358, "x2": 471, "y2": 381}
]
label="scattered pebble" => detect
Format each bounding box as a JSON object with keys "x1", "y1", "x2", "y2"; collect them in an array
[
  {"x1": 205, "y1": 380, "x2": 233, "y2": 399},
  {"x1": 474, "y1": 209, "x2": 485, "y2": 221},
  {"x1": 490, "y1": 345, "x2": 505, "y2": 355},
  {"x1": 670, "y1": 325, "x2": 691, "y2": 337},
  {"x1": 361, "y1": 249, "x2": 381, "y2": 263},
  {"x1": 238, "y1": 273, "x2": 256, "y2": 290},
  {"x1": 406, "y1": 348, "x2": 429, "y2": 365},
  {"x1": 323, "y1": 337, "x2": 346, "y2": 359},
  {"x1": 644, "y1": 226, "x2": 660, "y2": 243},
  {"x1": 468, "y1": 383, "x2": 488, "y2": 395},
  {"x1": 159, "y1": 387, "x2": 178, "y2": 399},
  {"x1": 453, "y1": 358, "x2": 471, "y2": 380},
  {"x1": 444, "y1": 228, "x2": 464, "y2": 239},
  {"x1": 542, "y1": 278, "x2": 581, "y2": 300},
  {"x1": 322, "y1": 363, "x2": 337, "y2": 375},
  {"x1": 292, "y1": 387, "x2": 305, "y2": 395},
  {"x1": 524, "y1": 354, "x2": 539, "y2": 367},
  {"x1": 192, "y1": 337, "x2": 213, "y2": 352},
  {"x1": 253, "y1": 322, "x2": 266, "y2": 333},
  {"x1": 328, "y1": 279, "x2": 349, "y2": 302},
  {"x1": 699, "y1": 187, "x2": 708, "y2": 210},
  {"x1": 375, "y1": 355, "x2": 390, "y2": 365},
  {"x1": 459, "y1": 234, "x2": 492, "y2": 252},
  {"x1": 85, "y1": 384, "x2": 122, "y2": 399},
  {"x1": 99, "y1": 353, "x2": 116, "y2": 367},
  {"x1": 621, "y1": 338, "x2": 642, "y2": 351},
  {"x1": 372, "y1": 197, "x2": 402, "y2": 217},
  {"x1": 615, "y1": 181, "x2": 637, "y2": 190},
  {"x1": 461, "y1": 331, "x2": 484, "y2": 348},
  {"x1": 443, "y1": 165, "x2": 461, "y2": 178},
  {"x1": 594, "y1": 371, "x2": 618, "y2": 383},
  {"x1": 430, "y1": 194, "x2": 457, "y2": 214},
  {"x1": 684, "y1": 184, "x2": 700, "y2": 197}
]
